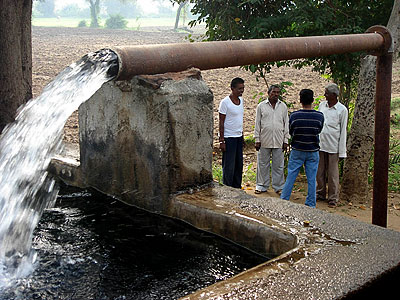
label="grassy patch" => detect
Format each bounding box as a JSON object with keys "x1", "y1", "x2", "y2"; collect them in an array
[
  {"x1": 243, "y1": 163, "x2": 256, "y2": 183},
  {"x1": 32, "y1": 17, "x2": 179, "y2": 29},
  {"x1": 391, "y1": 97, "x2": 400, "y2": 131},
  {"x1": 212, "y1": 163, "x2": 223, "y2": 185},
  {"x1": 32, "y1": 17, "x2": 87, "y2": 27}
]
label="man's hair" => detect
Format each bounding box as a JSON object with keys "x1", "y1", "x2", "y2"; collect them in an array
[
  {"x1": 231, "y1": 77, "x2": 244, "y2": 88},
  {"x1": 325, "y1": 83, "x2": 340, "y2": 96},
  {"x1": 268, "y1": 84, "x2": 281, "y2": 94},
  {"x1": 299, "y1": 89, "x2": 314, "y2": 105}
]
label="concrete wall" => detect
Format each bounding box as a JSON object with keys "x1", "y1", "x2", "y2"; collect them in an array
[{"x1": 78, "y1": 69, "x2": 213, "y2": 213}]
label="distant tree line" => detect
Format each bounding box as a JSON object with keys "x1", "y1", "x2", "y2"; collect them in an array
[{"x1": 33, "y1": 0, "x2": 182, "y2": 20}]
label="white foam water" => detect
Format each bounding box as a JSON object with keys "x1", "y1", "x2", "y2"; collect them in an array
[{"x1": 0, "y1": 49, "x2": 118, "y2": 286}]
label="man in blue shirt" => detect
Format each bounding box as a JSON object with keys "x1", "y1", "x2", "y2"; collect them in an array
[{"x1": 280, "y1": 89, "x2": 324, "y2": 208}]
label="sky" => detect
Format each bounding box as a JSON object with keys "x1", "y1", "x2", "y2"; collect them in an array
[{"x1": 54, "y1": 0, "x2": 172, "y2": 15}]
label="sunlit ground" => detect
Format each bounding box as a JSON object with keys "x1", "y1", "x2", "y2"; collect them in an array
[{"x1": 32, "y1": 17, "x2": 191, "y2": 29}]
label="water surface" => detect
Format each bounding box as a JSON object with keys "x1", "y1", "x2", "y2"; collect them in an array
[{"x1": 0, "y1": 189, "x2": 267, "y2": 300}]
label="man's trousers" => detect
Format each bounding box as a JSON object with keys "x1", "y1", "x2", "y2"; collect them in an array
[
  {"x1": 256, "y1": 147, "x2": 285, "y2": 192},
  {"x1": 222, "y1": 137, "x2": 243, "y2": 188}
]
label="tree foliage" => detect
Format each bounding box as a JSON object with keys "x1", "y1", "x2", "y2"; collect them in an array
[
  {"x1": 185, "y1": 0, "x2": 393, "y2": 98},
  {"x1": 86, "y1": 0, "x2": 137, "y2": 27},
  {"x1": 103, "y1": 0, "x2": 139, "y2": 18},
  {"x1": 105, "y1": 14, "x2": 128, "y2": 29},
  {"x1": 33, "y1": 0, "x2": 55, "y2": 17}
]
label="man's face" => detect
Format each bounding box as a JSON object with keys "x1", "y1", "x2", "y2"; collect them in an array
[
  {"x1": 268, "y1": 87, "x2": 280, "y2": 101},
  {"x1": 232, "y1": 83, "x2": 245, "y2": 97},
  {"x1": 324, "y1": 89, "x2": 336, "y2": 101}
]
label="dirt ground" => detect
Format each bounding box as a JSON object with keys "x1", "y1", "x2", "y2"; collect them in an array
[{"x1": 32, "y1": 26, "x2": 400, "y2": 232}]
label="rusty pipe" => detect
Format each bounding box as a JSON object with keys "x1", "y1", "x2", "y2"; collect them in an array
[
  {"x1": 369, "y1": 26, "x2": 393, "y2": 228},
  {"x1": 372, "y1": 56, "x2": 393, "y2": 227},
  {"x1": 113, "y1": 32, "x2": 385, "y2": 81}
]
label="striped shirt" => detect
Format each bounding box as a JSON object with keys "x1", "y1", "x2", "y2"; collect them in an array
[{"x1": 289, "y1": 110, "x2": 324, "y2": 152}]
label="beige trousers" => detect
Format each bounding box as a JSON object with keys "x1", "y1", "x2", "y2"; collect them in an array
[
  {"x1": 316, "y1": 151, "x2": 339, "y2": 202},
  {"x1": 256, "y1": 148, "x2": 285, "y2": 192}
]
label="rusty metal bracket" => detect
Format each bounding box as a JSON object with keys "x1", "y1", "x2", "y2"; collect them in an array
[{"x1": 366, "y1": 25, "x2": 393, "y2": 56}]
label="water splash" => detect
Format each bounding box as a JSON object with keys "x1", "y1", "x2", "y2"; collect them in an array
[{"x1": 0, "y1": 49, "x2": 118, "y2": 285}]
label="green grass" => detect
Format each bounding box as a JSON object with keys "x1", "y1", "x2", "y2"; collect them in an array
[
  {"x1": 32, "y1": 17, "x2": 182, "y2": 29},
  {"x1": 33, "y1": 17, "x2": 86, "y2": 28},
  {"x1": 212, "y1": 163, "x2": 223, "y2": 185},
  {"x1": 391, "y1": 97, "x2": 400, "y2": 131},
  {"x1": 391, "y1": 97, "x2": 400, "y2": 111}
]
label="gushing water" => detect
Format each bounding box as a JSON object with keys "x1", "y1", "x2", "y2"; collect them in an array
[{"x1": 0, "y1": 49, "x2": 118, "y2": 285}]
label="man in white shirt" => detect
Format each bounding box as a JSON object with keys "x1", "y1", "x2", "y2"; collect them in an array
[
  {"x1": 218, "y1": 77, "x2": 245, "y2": 188},
  {"x1": 317, "y1": 83, "x2": 348, "y2": 207},
  {"x1": 254, "y1": 85, "x2": 289, "y2": 195}
]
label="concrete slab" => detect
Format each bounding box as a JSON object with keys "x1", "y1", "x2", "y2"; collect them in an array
[{"x1": 171, "y1": 184, "x2": 400, "y2": 299}]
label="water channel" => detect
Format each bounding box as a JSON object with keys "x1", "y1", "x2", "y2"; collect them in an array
[{"x1": 0, "y1": 187, "x2": 267, "y2": 299}]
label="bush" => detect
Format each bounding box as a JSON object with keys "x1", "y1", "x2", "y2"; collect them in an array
[
  {"x1": 105, "y1": 14, "x2": 128, "y2": 29},
  {"x1": 77, "y1": 20, "x2": 87, "y2": 28},
  {"x1": 212, "y1": 163, "x2": 223, "y2": 185}
]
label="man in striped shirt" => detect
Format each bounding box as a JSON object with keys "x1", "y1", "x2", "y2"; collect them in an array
[{"x1": 280, "y1": 89, "x2": 324, "y2": 208}]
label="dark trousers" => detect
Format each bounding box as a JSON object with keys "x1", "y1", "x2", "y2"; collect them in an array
[{"x1": 222, "y1": 137, "x2": 243, "y2": 188}]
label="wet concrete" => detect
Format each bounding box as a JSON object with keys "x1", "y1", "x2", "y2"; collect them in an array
[
  {"x1": 173, "y1": 185, "x2": 400, "y2": 299},
  {"x1": 51, "y1": 144, "x2": 400, "y2": 299}
]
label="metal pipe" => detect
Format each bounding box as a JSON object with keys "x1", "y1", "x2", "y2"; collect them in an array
[
  {"x1": 372, "y1": 52, "x2": 393, "y2": 227},
  {"x1": 113, "y1": 33, "x2": 384, "y2": 81},
  {"x1": 368, "y1": 25, "x2": 393, "y2": 228}
]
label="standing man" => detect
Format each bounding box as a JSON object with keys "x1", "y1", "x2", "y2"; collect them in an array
[
  {"x1": 280, "y1": 89, "x2": 324, "y2": 208},
  {"x1": 254, "y1": 85, "x2": 289, "y2": 195},
  {"x1": 317, "y1": 83, "x2": 348, "y2": 207},
  {"x1": 218, "y1": 77, "x2": 245, "y2": 188}
]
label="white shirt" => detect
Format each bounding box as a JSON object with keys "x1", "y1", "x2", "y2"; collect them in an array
[
  {"x1": 218, "y1": 96, "x2": 244, "y2": 138},
  {"x1": 254, "y1": 99, "x2": 289, "y2": 148},
  {"x1": 318, "y1": 100, "x2": 348, "y2": 158}
]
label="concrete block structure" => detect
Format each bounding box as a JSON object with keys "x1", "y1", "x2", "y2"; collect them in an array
[{"x1": 78, "y1": 69, "x2": 213, "y2": 212}]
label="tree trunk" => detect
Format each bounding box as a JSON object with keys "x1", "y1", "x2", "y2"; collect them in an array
[
  {"x1": 89, "y1": 0, "x2": 100, "y2": 28},
  {"x1": 174, "y1": 2, "x2": 186, "y2": 30},
  {"x1": 340, "y1": 0, "x2": 399, "y2": 203},
  {"x1": 340, "y1": 55, "x2": 376, "y2": 203},
  {"x1": 387, "y1": 0, "x2": 400, "y2": 58},
  {"x1": 0, "y1": 0, "x2": 32, "y2": 133}
]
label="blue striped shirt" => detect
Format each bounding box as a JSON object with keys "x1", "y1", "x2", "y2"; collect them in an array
[{"x1": 289, "y1": 110, "x2": 324, "y2": 152}]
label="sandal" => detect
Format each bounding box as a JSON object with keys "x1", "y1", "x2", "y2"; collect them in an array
[{"x1": 328, "y1": 200, "x2": 337, "y2": 208}]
